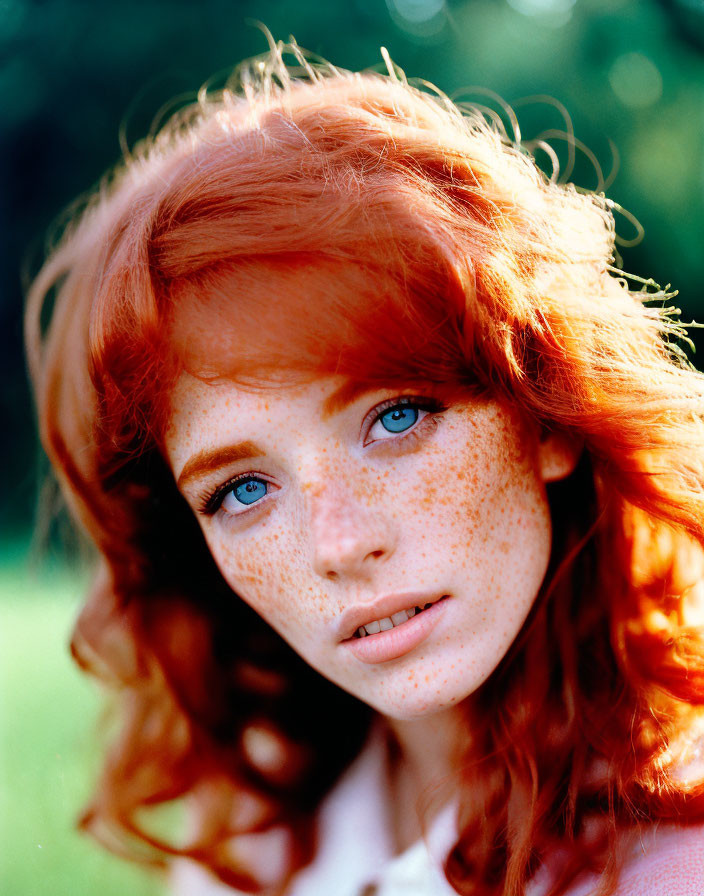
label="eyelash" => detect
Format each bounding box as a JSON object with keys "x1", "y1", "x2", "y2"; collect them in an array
[
  {"x1": 361, "y1": 395, "x2": 446, "y2": 446},
  {"x1": 199, "y1": 394, "x2": 447, "y2": 518},
  {"x1": 199, "y1": 470, "x2": 273, "y2": 516}
]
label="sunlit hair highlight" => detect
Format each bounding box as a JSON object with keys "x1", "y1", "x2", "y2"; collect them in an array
[{"x1": 26, "y1": 39, "x2": 704, "y2": 896}]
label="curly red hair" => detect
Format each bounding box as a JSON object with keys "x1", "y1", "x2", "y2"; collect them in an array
[{"x1": 26, "y1": 41, "x2": 704, "y2": 895}]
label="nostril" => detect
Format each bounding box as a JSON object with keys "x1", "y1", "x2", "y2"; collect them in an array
[{"x1": 313, "y1": 530, "x2": 392, "y2": 581}]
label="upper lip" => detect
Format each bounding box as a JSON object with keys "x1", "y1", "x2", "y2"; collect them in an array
[{"x1": 337, "y1": 592, "x2": 447, "y2": 642}]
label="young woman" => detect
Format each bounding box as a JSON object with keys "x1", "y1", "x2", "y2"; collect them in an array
[{"x1": 25, "y1": 40, "x2": 704, "y2": 896}]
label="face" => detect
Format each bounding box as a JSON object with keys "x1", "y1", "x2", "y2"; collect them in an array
[{"x1": 166, "y1": 372, "x2": 577, "y2": 721}]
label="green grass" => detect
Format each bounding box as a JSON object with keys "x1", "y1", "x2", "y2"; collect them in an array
[{"x1": 0, "y1": 563, "x2": 166, "y2": 896}]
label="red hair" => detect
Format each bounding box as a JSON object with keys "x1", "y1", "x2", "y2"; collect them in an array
[{"x1": 26, "y1": 41, "x2": 704, "y2": 895}]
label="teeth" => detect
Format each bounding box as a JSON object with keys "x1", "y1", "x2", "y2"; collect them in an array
[{"x1": 356, "y1": 606, "x2": 426, "y2": 638}]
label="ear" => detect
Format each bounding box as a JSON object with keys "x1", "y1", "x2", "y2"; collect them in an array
[{"x1": 537, "y1": 428, "x2": 582, "y2": 483}]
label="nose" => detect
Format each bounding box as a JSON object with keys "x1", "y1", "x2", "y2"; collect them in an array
[{"x1": 307, "y1": 480, "x2": 396, "y2": 581}]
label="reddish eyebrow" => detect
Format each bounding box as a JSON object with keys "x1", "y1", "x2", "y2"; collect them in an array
[
  {"x1": 177, "y1": 441, "x2": 264, "y2": 490},
  {"x1": 321, "y1": 379, "x2": 442, "y2": 419},
  {"x1": 321, "y1": 381, "x2": 382, "y2": 420}
]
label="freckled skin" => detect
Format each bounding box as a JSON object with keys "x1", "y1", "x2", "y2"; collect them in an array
[{"x1": 166, "y1": 372, "x2": 579, "y2": 723}]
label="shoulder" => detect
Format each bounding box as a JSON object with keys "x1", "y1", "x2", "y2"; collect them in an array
[
  {"x1": 530, "y1": 824, "x2": 704, "y2": 896},
  {"x1": 612, "y1": 824, "x2": 704, "y2": 896}
]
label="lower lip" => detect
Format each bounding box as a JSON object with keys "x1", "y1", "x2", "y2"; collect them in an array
[{"x1": 341, "y1": 596, "x2": 450, "y2": 664}]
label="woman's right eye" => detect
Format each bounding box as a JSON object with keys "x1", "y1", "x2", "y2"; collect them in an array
[{"x1": 208, "y1": 476, "x2": 269, "y2": 516}]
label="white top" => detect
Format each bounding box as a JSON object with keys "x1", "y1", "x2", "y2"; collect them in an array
[{"x1": 171, "y1": 733, "x2": 704, "y2": 896}]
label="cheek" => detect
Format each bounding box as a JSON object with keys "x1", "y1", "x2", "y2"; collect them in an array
[
  {"x1": 205, "y1": 522, "x2": 305, "y2": 627},
  {"x1": 415, "y1": 409, "x2": 551, "y2": 590}
]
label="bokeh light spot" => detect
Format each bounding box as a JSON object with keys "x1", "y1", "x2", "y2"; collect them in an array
[
  {"x1": 609, "y1": 52, "x2": 663, "y2": 109},
  {"x1": 506, "y1": 0, "x2": 576, "y2": 17},
  {"x1": 388, "y1": 0, "x2": 445, "y2": 24},
  {"x1": 0, "y1": 0, "x2": 27, "y2": 41}
]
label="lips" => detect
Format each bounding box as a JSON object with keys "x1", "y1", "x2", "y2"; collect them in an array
[
  {"x1": 341, "y1": 595, "x2": 450, "y2": 664},
  {"x1": 337, "y1": 592, "x2": 449, "y2": 642}
]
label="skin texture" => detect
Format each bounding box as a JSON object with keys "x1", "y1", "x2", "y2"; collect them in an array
[{"x1": 165, "y1": 371, "x2": 579, "y2": 724}]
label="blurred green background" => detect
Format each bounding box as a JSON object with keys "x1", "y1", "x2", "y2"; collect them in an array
[{"x1": 2, "y1": 0, "x2": 704, "y2": 893}]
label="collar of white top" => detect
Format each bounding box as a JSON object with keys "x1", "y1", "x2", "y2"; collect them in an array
[{"x1": 287, "y1": 726, "x2": 459, "y2": 896}]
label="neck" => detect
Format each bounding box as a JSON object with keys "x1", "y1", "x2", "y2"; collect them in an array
[{"x1": 382, "y1": 705, "x2": 466, "y2": 852}]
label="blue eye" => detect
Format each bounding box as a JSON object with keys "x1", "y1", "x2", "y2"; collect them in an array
[
  {"x1": 234, "y1": 478, "x2": 267, "y2": 505},
  {"x1": 221, "y1": 477, "x2": 268, "y2": 512},
  {"x1": 366, "y1": 397, "x2": 438, "y2": 444},
  {"x1": 379, "y1": 405, "x2": 419, "y2": 433}
]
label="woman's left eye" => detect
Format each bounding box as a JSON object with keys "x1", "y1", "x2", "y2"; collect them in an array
[
  {"x1": 366, "y1": 397, "x2": 441, "y2": 444},
  {"x1": 377, "y1": 404, "x2": 419, "y2": 433}
]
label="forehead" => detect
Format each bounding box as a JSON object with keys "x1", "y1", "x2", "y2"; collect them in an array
[
  {"x1": 163, "y1": 371, "x2": 383, "y2": 481},
  {"x1": 164, "y1": 254, "x2": 468, "y2": 387},
  {"x1": 167, "y1": 371, "x2": 376, "y2": 431},
  {"x1": 168, "y1": 259, "x2": 336, "y2": 378},
  {"x1": 165, "y1": 369, "x2": 443, "y2": 448}
]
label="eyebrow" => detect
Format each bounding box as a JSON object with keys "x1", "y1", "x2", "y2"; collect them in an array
[
  {"x1": 177, "y1": 441, "x2": 264, "y2": 490},
  {"x1": 321, "y1": 381, "x2": 383, "y2": 420}
]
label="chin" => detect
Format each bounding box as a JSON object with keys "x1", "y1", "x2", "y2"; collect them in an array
[{"x1": 368, "y1": 680, "x2": 476, "y2": 722}]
